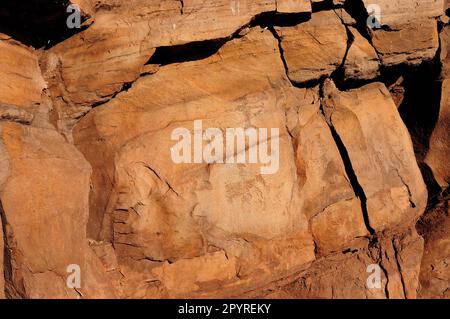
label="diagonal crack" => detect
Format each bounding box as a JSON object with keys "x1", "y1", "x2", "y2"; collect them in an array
[
  {"x1": 318, "y1": 93, "x2": 375, "y2": 235},
  {"x1": 392, "y1": 237, "x2": 408, "y2": 299},
  {"x1": 140, "y1": 162, "x2": 180, "y2": 197},
  {"x1": 394, "y1": 169, "x2": 416, "y2": 208}
]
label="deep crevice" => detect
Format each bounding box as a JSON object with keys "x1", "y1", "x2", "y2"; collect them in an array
[
  {"x1": 91, "y1": 81, "x2": 134, "y2": 108},
  {"x1": 102, "y1": 10, "x2": 313, "y2": 110},
  {"x1": 147, "y1": 11, "x2": 311, "y2": 67},
  {"x1": 343, "y1": 0, "x2": 373, "y2": 44},
  {"x1": 330, "y1": 23, "x2": 355, "y2": 88},
  {"x1": 312, "y1": 0, "x2": 340, "y2": 13},
  {"x1": 327, "y1": 122, "x2": 375, "y2": 235},
  {"x1": 396, "y1": 51, "x2": 443, "y2": 165},
  {"x1": 0, "y1": 201, "x2": 12, "y2": 299},
  {"x1": 259, "y1": 12, "x2": 312, "y2": 27},
  {"x1": 319, "y1": 86, "x2": 375, "y2": 235},
  {"x1": 268, "y1": 26, "x2": 290, "y2": 78},
  {"x1": 147, "y1": 38, "x2": 227, "y2": 66}
]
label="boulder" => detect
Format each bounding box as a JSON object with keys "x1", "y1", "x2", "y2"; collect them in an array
[
  {"x1": 322, "y1": 80, "x2": 427, "y2": 232},
  {"x1": 275, "y1": 10, "x2": 348, "y2": 84},
  {"x1": 426, "y1": 26, "x2": 450, "y2": 187},
  {"x1": 0, "y1": 123, "x2": 115, "y2": 298}
]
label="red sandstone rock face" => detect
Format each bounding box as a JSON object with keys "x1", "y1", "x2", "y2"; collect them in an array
[{"x1": 0, "y1": 0, "x2": 449, "y2": 299}]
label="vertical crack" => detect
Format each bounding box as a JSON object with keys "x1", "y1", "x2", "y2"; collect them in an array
[
  {"x1": 327, "y1": 121, "x2": 375, "y2": 235},
  {"x1": 343, "y1": 0, "x2": 373, "y2": 44},
  {"x1": 330, "y1": 12, "x2": 355, "y2": 85},
  {"x1": 180, "y1": 0, "x2": 184, "y2": 15},
  {"x1": 268, "y1": 26, "x2": 291, "y2": 83},
  {"x1": 0, "y1": 201, "x2": 11, "y2": 299},
  {"x1": 319, "y1": 90, "x2": 375, "y2": 235},
  {"x1": 392, "y1": 238, "x2": 408, "y2": 299},
  {"x1": 394, "y1": 169, "x2": 416, "y2": 208}
]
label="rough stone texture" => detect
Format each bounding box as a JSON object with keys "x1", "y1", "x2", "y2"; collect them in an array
[
  {"x1": 371, "y1": 19, "x2": 439, "y2": 67},
  {"x1": 74, "y1": 28, "x2": 316, "y2": 297},
  {"x1": 0, "y1": 104, "x2": 34, "y2": 125},
  {"x1": 0, "y1": 35, "x2": 46, "y2": 109},
  {"x1": 276, "y1": 0, "x2": 311, "y2": 13},
  {"x1": 418, "y1": 23, "x2": 450, "y2": 300},
  {"x1": 360, "y1": 0, "x2": 442, "y2": 67},
  {"x1": 418, "y1": 194, "x2": 450, "y2": 298},
  {"x1": 426, "y1": 26, "x2": 450, "y2": 187},
  {"x1": 275, "y1": 10, "x2": 347, "y2": 84},
  {"x1": 0, "y1": 123, "x2": 115, "y2": 298},
  {"x1": 285, "y1": 87, "x2": 368, "y2": 254},
  {"x1": 41, "y1": 0, "x2": 280, "y2": 135},
  {"x1": 361, "y1": 0, "x2": 444, "y2": 26},
  {"x1": 0, "y1": 0, "x2": 448, "y2": 299},
  {"x1": 323, "y1": 80, "x2": 427, "y2": 232},
  {"x1": 344, "y1": 27, "x2": 380, "y2": 81},
  {"x1": 0, "y1": 210, "x2": 4, "y2": 299}
]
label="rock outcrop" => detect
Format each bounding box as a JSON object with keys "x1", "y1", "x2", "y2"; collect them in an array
[{"x1": 0, "y1": 0, "x2": 448, "y2": 299}]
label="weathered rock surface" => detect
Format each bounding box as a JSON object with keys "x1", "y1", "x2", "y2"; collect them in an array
[
  {"x1": 40, "y1": 0, "x2": 289, "y2": 134},
  {"x1": 0, "y1": 0, "x2": 448, "y2": 299},
  {"x1": 276, "y1": 0, "x2": 311, "y2": 13},
  {"x1": 74, "y1": 27, "x2": 316, "y2": 297},
  {"x1": 323, "y1": 80, "x2": 427, "y2": 232},
  {"x1": 343, "y1": 26, "x2": 380, "y2": 81},
  {"x1": 286, "y1": 86, "x2": 368, "y2": 254},
  {"x1": 275, "y1": 10, "x2": 347, "y2": 84},
  {"x1": 0, "y1": 210, "x2": 4, "y2": 299},
  {"x1": 361, "y1": 0, "x2": 444, "y2": 26},
  {"x1": 372, "y1": 19, "x2": 439, "y2": 67},
  {"x1": 0, "y1": 36, "x2": 46, "y2": 109},
  {"x1": 426, "y1": 26, "x2": 450, "y2": 187},
  {"x1": 360, "y1": 0, "x2": 442, "y2": 67},
  {"x1": 418, "y1": 193, "x2": 450, "y2": 298},
  {"x1": 418, "y1": 22, "x2": 450, "y2": 300},
  {"x1": 0, "y1": 123, "x2": 115, "y2": 298}
]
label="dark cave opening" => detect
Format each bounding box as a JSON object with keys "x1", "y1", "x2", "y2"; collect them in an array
[
  {"x1": 312, "y1": 0, "x2": 339, "y2": 13},
  {"x1": 146, "y1": 38, "x2": 228, "y2": 66},
  {"x1": 0, "y1": 0, "x2": 88, "y2": 49},
  {"x1": 393, "y1": 59, "x2": 443, "y2": 199},
  {"x1": 147, "y1": 11, "x2": 312, "y2": 67},
  {"x1": 358, "y1": 41, "x2": 443, "y2": 208},
  {"x1": 343, "y1": 0, "x2": 373, "y2": 42},
  {"x1": 386, "y1": 53, "x2": 449, "y2": 238}
]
